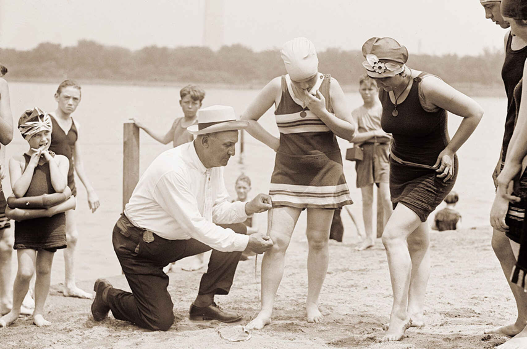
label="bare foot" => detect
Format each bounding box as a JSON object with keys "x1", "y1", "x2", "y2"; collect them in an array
[
  {"x1": 246, "y1": 311, "x2": 272, "y2": 330},
  {"x1": 181, "y1": 256, "x2": 207, "y2": 272},
  {"x1": 355, "y1": 241, "x2": 374, "y2": 251},
  {"x1": 33, "y1": 314, "x2": 51, "y2": 327},
  {"x1": 409, "y1": 314, "x2": 425, "y2": 328},
  {"x1": 0, "y1": 302, "x2": 10, "y2": 316},
  {"x1": 485, "y1": 323, "x2": 527, "y2": 337},
  {"x1": 306, "y1": 304, "x2": 323, "y2": 323},
  {"x1": 497, "y1": 326, "x2": 527, "y2": 349},
  {"x1": 61, "y1": 286, "x2": 93, "y2": 299},
  {"x1": 382, "y1": 317, "x2": 411, "y2": 341},
  {"x1": 0, "y1": 310, "x2": 20, "y2": 327}
]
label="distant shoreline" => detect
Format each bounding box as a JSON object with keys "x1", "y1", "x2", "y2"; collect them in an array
[{"x1": 7, "y1": 77, "x2": 506, "y2": 98}]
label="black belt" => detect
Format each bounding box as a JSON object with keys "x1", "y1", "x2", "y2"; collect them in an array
[{"x1": 117, "y1": 213, "x2": 155, "y2": 245}]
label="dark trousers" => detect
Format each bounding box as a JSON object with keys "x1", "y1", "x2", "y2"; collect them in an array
[{"x1": 107, "y1": 214, "x2": 243, "y2": 331}]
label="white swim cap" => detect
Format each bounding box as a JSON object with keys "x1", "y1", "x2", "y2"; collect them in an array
[{"x1": 280, "y1": 37, "x2": 319, "y2": 81}]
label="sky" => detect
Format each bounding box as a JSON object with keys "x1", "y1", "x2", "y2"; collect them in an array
[{"x1": 0, "y1": 0, "x2": 508, "y2": 57}]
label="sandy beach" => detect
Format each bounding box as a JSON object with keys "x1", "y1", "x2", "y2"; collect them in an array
[{"x1": 0, "y1": 224, "x2": 517, "y2": 349}]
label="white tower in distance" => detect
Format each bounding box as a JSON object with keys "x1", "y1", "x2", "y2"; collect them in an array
[{"x1": 203, "y1": 0, "x2": 225, "y2": 51}]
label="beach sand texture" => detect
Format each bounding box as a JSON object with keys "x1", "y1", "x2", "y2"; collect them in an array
[{"x1": 0, "y1": 82, "x2": 519, "y2": 348}]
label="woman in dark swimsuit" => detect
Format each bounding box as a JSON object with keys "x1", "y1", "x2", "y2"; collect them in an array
[{"x1": 361, "y1": 37, "x2": 484, "y2": 341}]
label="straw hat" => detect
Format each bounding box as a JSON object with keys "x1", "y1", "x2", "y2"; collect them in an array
[{"x1": 187, "y1": 105, "x2": 248, "y2": 135}]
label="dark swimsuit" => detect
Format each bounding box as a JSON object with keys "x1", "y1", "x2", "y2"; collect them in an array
[
  {"x1": 49, "y1": 115, "x2": 78, "y2": 196},
  {"x1": 14, "y1": 154, "x2": 66, "y2": 252},
  {"x1": 380, "y1": 72, "x2": 457, "y2": 222}
]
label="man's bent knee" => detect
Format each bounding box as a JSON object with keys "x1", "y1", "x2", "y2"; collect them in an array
[{"x1": 147, "y1": 311, "x2": 174, "y2": 331}]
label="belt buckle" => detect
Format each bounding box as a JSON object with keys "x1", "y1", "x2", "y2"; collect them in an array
[{"x1": 143, "y1": 230, "x2": 154, "y2": 243}]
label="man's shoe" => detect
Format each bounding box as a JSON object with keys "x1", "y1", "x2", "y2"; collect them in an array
[
  {"x1": 91, "y1": 279, "x2": 112, "y2": 321},
  {"x1": 189, "y1": 302, "x2": 242, "y2": 323}
]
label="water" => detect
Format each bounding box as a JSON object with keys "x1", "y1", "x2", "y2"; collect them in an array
[{"x1": 5, "y1": 81, "x2": 507, "y2": 283}]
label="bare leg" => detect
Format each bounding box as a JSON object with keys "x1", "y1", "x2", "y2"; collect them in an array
[
  {"x1": 305, "y1": 208, "x2": 333, "y2": 323},
  {"x1": 381, "y1": 205, "x2": 422, "y2": 341},
  {"x1": 0, "y1": 227, "x2": 13, "y2": 315},
  {"x1": 246, "y1": 207, "x2": 301, "y2": 330},
  {"x1": 0, "y1": 249, "x2": 35, "y2": 327},
  {"x1": 357, "y1": 186, "x2": 374, "y2": 250},
  {"x1": 378, "y1": 182, "x2": 393, "y2": 227},
  {"x1": 19, "y1": 274, "x2": 35, "y2": 315},
  {"x1": 33, "y1": 250, "x2": 54, "y2": 327},
  {"x1": 406, "y1": 223, "x2": 431, "y2": 327},
  {"x1": 485, "y1": 229, "x2": 527, "y2": 336},
  {"x1": 62, "y1": 210, "x2": 92, "y2": 299}
]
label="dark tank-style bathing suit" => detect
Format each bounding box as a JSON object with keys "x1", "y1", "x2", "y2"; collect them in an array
[
  {"x1": 49, "y1": 115, "x2": 78, "y2": 196},
  {"x1": 14, "y1": 154, "x2": 66, "y2": 252},
  {"x1": 380, "y1": 72, "x2": 457, "y2": 222}
]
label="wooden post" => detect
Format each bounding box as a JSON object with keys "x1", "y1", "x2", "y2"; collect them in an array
[
  {"x1": 238, "y1": 129, "x2": 245, "y2": 164},
  {"x1": 123, "y1": 122, "x2": 140, "y2": 210}
]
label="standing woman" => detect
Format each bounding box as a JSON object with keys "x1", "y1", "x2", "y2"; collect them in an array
[
  {"x1": 490, "y1": 0, "x2": 527, "y2": 347},
  {"x1": 360, "y1": 37, "x2": 484, "y2": 341},
  {"x1": 241, "y1": 37, "x2": 356, "y2": 329},
  {"x1": 480, "y1": 0, "x2": 527, "y2": 338},
  {"x1": 0, "y1": 64, "x2": 14, "y2": 315}
]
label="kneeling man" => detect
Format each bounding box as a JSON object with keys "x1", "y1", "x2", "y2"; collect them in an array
[{"x1": 91, "y1": 105, "x2": 273, "y2": 331}]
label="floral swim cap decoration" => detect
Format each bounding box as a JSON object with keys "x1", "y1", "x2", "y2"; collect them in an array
[
  {"x1": 361, "y1": 37, "x2": 408, "y2": 78},
  {"x1": 18, "y1": 107, "x2": 52, "y2": 141}
]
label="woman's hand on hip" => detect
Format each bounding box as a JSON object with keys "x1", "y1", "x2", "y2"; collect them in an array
[{"x1": 433, "y1": 148, "x2": 455, "y2": 182}]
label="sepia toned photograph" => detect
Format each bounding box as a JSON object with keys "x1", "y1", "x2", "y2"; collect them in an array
[{"x1": 0, "y1": 0, "x2": 526, "y2": 348}]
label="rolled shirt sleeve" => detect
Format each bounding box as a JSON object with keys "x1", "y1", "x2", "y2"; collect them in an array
[{"x1": 152, "y1": 171, "x2": 249, "y2": 252}]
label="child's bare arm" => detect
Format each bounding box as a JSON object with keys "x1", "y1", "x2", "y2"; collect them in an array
[
  {"x1": 130, "y1": 117, "x2": 175, "y2": 145},
  {"x1": 0, "y1": 78, "x2": 13, "y2": 146},
  {"x1": 10, "y1": 155, "x2": 38, "y2": 198},
  {"x1": 6, "y1": 196, "x2": 76, "y2": 221},
  {"x1": 72, "y1": 129, "x2": 100, "y2": 212},
  {"x1": 46, "y1": 153, "x2": 68, "y2": 193}
]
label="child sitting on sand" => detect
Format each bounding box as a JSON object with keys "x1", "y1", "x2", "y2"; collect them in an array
[
  {"x1": 0, "y1": 108, "x2": 75, "y2": 327},
  {"x1": 131, "y1": 84, "x2": 207, "y2": 272},
  {"x1": 232, "y1": 174, "x2": 261, "y2": 260},
  {"x1": 433, "y1": 191, "x2": 462, "y2": 231}
]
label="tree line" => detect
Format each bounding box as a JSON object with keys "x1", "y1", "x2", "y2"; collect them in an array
[{"x1": 0, "y1": 40, "x2": 504, "y2": 89}]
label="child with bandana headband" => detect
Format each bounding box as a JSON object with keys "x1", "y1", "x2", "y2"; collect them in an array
[{"x1": 0, "y1": 108, "x2": 74, "y2": 328}]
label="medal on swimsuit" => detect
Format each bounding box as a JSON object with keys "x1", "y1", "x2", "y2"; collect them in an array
[
  {"x1": 300, "y1": 108, "x2": 308, "y2": 118},
  {"x1": 392, "y1": 108, "x2": 398, "y2": 117}
]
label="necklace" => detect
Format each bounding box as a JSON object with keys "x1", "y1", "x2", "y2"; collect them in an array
[{"x1": 391, "y1": 73, "x2": 413, "y2": 117}]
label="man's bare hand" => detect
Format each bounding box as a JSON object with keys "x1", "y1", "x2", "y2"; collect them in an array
[
  {"x1": 247, "y1": 233, "x2": 273, "y2": 254},
  {"x1": 245, "y1": 193, "x2": 272, "y2": 215}
]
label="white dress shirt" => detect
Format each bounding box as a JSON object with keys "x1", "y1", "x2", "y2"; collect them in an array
[{"x1": 124, "y1": 142, "x2": 249, "y2": 252}]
